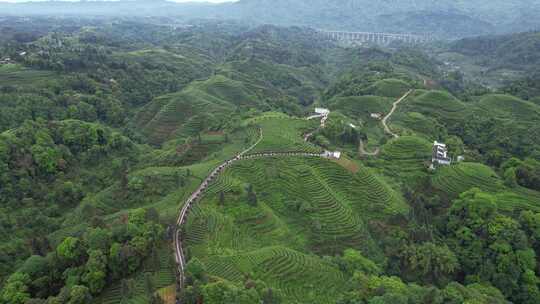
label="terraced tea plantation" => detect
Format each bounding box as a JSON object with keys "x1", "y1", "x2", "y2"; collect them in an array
[
  {"x1": 476, "y1": 94, "x2": 540, "y2": 122},
  {"x1": 432, "y1": 162, "x2": 540, "y2": 213},
  {"x1": 431, "y1": 162, "x2": 504, "y2": 198},
  {"x1": 401, "y1": 90, "x2": 468, "y2": 123},
  {"x1": 247, "y1": 113, "x2": 321, "y2": 153},
  {"x1": 183, "y1": 155, "x2": 409, "y2": 303},
  {"x1": 203, "y1": 246, "x2": 346, "y2": 303},
  {"x1": 136, "y1": 75, "x2": 264, "y2": 144},
  {"x1": 379, "y1": 136, "x2": 432, "y2": 173},
  {"x1": 0, "y1": 63, "x2": 58, "y2": 87}
]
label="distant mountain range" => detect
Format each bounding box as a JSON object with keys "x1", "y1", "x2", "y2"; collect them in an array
[{"x1": 1, "y1": 0, "x2": 539, "y2": 38}]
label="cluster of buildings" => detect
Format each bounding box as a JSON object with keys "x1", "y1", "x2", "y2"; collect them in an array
[
  {"x1": 310, "y1": 108, "x2": 342, "y2": 160},
  {"x1": 0, "y1": 57, "x2": 12, "y2": 65},
  {"x1": 1, "y1": 52, "x2": 26, "y2": 65},
  {"x1": 314, "y1": 107, "x2": 330, "y2": 127},
  {"x1": 312, "y1": 107, "x2": 462, "y2": 170}
]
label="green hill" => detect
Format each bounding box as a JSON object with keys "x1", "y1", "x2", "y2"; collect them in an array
[
  {"x1": 432, "y1": 162, "x2": 504, "y2": 198},
  {"x1": 367, "y1": 78, "x2": 410, "y2": 98},
  {"x1": 379, "y1": 136, "x2": 433, "y2": 174},
  {"x1": 201, "y1": 246, "x2": 346, "y2": 303},
  {"x1": 183, "y1": 156, "x2": 409, "y2": 302},
  {"x1": 391, "y1": 112, "x2": 447, "y2": 139},
  {"x1": 220, "y1": 58, "x2": 324, "y2": 104},
  {"x1": 476, "y1": 94, "x2": 540, "y2": 122},
  {"x1": 329, "y1": 95, "x2": 393, "y2": 119},
  {"x1": 432, "y1": 162, "x2": 540, "y2": 213},
  {"x1": 450, "y1": 31, "x2": 540, "y2": 71},
  {"x1": 136, "y1": 75, "x2": 264, "y2": 145},
  {"x1": 405, "y1": 90, "x2": 467, "y2": 121},
  {"x1": 247, "y1": 113, "x2": 321, "y2": 153}
]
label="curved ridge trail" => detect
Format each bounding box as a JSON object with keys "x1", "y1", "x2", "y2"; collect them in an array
[
  {"x1": 173, "y1": 114, "x2": 332, "y2": 302},
  {"x1": 357, "y1": 90, "x2": 412, "y2": 157},
  {"x1": 358, "y1": 139, "x2": 380, "y2": 156},
  {"x1": 382, "y1": 89, "x2": 412, "y2": 138}
]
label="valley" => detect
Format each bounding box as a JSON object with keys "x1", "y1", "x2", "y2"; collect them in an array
[{"x1": 0, "y1": 15, "x2": 540, "y2": 304}]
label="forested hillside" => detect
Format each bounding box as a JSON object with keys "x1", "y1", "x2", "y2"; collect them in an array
[{"x1": 1, "y1": 17, "x2": 540, "y2": 304}]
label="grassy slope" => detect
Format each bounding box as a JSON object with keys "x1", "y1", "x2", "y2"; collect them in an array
[
  {"x1": 432, "y1": 162, "x2": 540, "y2": 212},
  {"x1": 329, "y1": 95, "x2": 393, "y2": 119},
  {"x1": 247, "y1": 113, "x2": 321, "y2": 153},
  {"x1": 391, "y1": 111, "x2": 447, "y2": 140},
  {"x1": 372, "y1": 136, "x2": 433, "y2": 185},
  {"x1": 387, "y1": 90, "x2": 540, "y2": 211},
  {"x1": 402, "y1": 90, "x2": 467, "y2": 122},
  {"x1": 328, "y1": 95, "x2": 393, "y2": 150},
  {"x1": 170, "y1": 114, "x2": 409, "y2": 303},
  {"x1": 393, "y1": 90, "x2": 540, "y2": 157},
  {"x1": 184, "y1": 155, "x2": 407, "y2": 303},
  {"x1": 136, "y1": 75, "x2": 264, "y2": 145},
  {"x1": 367, "y1": 78, "x2": 410, "y2": 98},
  {"x1": 476, "y1": 94, "x2": 540, "y2": 122}
]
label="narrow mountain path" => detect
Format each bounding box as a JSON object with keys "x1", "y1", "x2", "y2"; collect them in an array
[
  {"x1": 358, "y1": 139, "x2": 380, "y2": 156},
  {"x1": 381, "y1": 90, "x2": 412, "y2": 138},
  {"x1": 173, "y1": 112, "x2": 331, "y2": 302},
  {"x1": 357, "y1": 90, "x2": 412, "y2": 157}
]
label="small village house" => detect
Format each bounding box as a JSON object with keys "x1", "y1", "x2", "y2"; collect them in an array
[
  {"x1": 432, "y1": 141, "x2": 451, "y2": 167},
  {"x1": 370, "y1": 113, "x2": 383, "y2": 120}
]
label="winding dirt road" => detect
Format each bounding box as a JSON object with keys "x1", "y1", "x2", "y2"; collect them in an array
[
  {"x1": 358, "y1": 139, "x2": 380, "y2": 156},
  {"x1": 381, "y1": 90, "x2": 412, "y2": 138},
  {"x1": 357, "y1": 90, "x2": 412, "y2": 157}
]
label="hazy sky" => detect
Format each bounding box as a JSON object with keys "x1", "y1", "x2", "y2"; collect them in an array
[
  {"x1": 0, "y1": 0, "x2": 237, "y2": 2},
  {"x1": 172, "y1": 0, "x2": 235, "y2": 2}
]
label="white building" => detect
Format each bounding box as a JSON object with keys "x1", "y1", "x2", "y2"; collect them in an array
[
  {"x1": 370, "y1": 113, "x2": 383, "y2": 120},
  {"x1": 315, "y1": 108, "x2": 330, "y2": 115},
  {"x1": 432, "y1": 141, "x2": 451, "y2": 166},
  {"x1": 324, "y1": 150, "x2": 342, "y2": 159}
]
